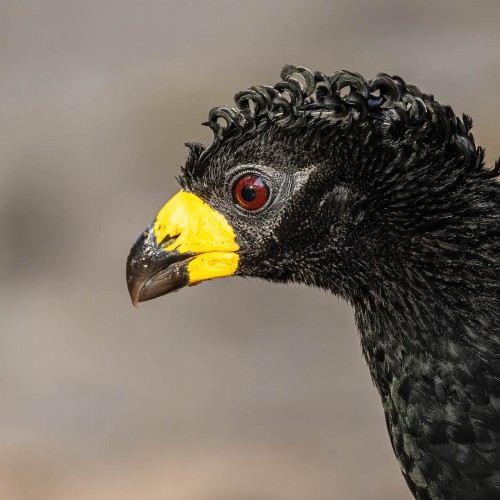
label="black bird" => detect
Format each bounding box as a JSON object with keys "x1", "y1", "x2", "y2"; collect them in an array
[{"x1": 126, "y1": 65, "x2": 500, "y2": 499}]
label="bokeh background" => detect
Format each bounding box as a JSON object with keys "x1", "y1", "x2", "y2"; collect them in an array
[{"x1": 1, "y1": 1, "x2": 499, "y2": 498}]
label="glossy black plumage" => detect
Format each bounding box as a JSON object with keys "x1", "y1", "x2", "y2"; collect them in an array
[{"x1": 149, "y1": 66, "x2": 500, "y2": 498}]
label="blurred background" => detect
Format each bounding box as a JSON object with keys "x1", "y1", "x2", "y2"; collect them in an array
[{"x1": 1, "y1": 1, "x2": 499, "y2": 498}]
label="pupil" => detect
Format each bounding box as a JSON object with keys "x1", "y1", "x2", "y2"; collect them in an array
[{"x1": 241, "y1": 186, "x2": 256, "y2": 202}]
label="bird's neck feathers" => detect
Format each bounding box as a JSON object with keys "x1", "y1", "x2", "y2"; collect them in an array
[
  {"x1": 311, "y1": 120, "x2": 500, "y2": 370},
  {"x1": 331, "y1": 140, "x2": 500, "y2": 495},
  {"x1": 337, "y1": 135, "x2": 500, "y2": 390}
]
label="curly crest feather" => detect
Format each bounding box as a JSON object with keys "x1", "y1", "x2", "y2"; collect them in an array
[{"x1": 179, "y1": 64, "x2": 492, "y2": 189}]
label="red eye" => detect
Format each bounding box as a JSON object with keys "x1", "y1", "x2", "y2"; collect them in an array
[{"x1": 233, "y1": 175, "x2": 269, "y2": 210}]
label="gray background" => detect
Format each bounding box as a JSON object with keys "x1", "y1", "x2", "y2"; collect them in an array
[{"x1": 1, "y1": 1, "x2": 499, "y2": 498}]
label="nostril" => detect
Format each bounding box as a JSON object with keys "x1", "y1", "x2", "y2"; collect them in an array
[{"x1": 158, "y1": 233, "x2": 179, "y2": 248}]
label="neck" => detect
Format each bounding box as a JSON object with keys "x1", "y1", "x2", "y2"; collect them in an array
[{"x1": 350, "y1": 220, "x2": 500, "y2": 498}]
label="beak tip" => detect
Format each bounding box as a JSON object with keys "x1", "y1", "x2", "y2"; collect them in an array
[{"x1": 126, "y1": 271, "x2": 142, "y2": 308}]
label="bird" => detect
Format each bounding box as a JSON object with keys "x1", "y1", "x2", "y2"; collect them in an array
[{"x1": 126, "y1": 65, "x2": 500, "y2": 499}]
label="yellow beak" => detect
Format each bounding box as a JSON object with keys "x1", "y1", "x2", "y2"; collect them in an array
[{"x1": 126, "y1": 191, "x2": 239, "y2": 305}]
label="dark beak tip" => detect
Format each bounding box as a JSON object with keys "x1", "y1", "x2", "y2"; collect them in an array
[
  {"x1": 126, "y1": 263, "x2": 142, "y2": 308},
  {"x1": 126, "y1": 226, "x2": 190, "y2": 305}
]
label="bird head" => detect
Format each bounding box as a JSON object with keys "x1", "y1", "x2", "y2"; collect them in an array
[{"x1": 127, "y1": 64, "x2": 484, "y2": 306}]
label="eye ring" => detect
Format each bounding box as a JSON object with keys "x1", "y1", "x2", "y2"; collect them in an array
[{"x1": 233, "y1": 175, "x2": 269, "y2": 211}]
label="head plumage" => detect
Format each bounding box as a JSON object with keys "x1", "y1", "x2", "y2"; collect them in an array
[{"x1": 179, "y1": 64, "x2": 481, "y2": 186}]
